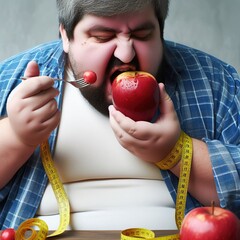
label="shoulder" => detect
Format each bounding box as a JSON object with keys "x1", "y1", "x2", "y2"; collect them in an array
[
  {"x1": 0, "y1": 40, "x2": 64, "y2": 75},
  {"x1": 164, "y1": 40, "x2": 240, "y2": 87},
  {"x1": 0, "y1": 40, "x2": 64, "y2": 79},
  {"x1": 0, "y1": 40, "x2": 65, "y2": 110}
]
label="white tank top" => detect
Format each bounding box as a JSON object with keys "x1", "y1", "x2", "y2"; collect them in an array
[{"x1": 36, "y1": 69, "x2": 176, "y2": 230}]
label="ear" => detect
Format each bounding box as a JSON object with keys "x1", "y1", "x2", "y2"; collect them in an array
[{"x1": 59, "y1": 24, "x2": 70, "y2": 53}]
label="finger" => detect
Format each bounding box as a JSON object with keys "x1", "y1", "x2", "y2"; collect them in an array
[
  {"x1": 109, "y1": 105, "x2": 136, "y2": 134},
  {"x1": 41, "y1": 109, "x2": 61, "y2": 131},
  {"x1": 33, "y1": 109, "x2": 61, "y2": 136},
  {"x1": 24, "y1": 61, "x2": 40, "y2": 78},
  {"x1": 26, "y1": 87, "x2": 59, "y2": 111},
  {"x1": 21, "y1": 61, "x2": 55, "y2": 97},
  {"x1": 8, "y1": 61, "x2": 41, "y2": 102},
  {"x1": 109, "y1": 105, "x2": 125, "y2": 139},
  {"x1": 159, "y1": 83, "x2": 175, "y2": 115},
  {"x1": 20, "y1": 76, "x2": 55, "y2": 98},
  {"x1": 109, "y1": 105, "x2": 155, "y2": 141},
  {"x1": 33, "y1": 99, "x2": 59, "y2": 123},
  {"x1": 109, "y1": 106, "x2": 158, "y2": 155}
]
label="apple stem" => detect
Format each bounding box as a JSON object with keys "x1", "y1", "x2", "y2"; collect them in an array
[{"x1": 211, "y1": 200, "x2": 215, "y2": 215}]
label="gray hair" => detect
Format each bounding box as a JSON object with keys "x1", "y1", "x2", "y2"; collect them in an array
[{"x1": 56, "y1": 0, "x2": 169, "y2": 39}]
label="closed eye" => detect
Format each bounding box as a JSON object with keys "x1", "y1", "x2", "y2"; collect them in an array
[
  {"x1": 88, "y1": 28, "x2": 116, "y2": 43},
  {"x1": 92, "y1": 34, "x2": 115, "y2": 43},
  {"x1": 131, "y1": 29, "x2": 153, "y2": 41},
  {"x1": 130, "y1": 22, "x2": 155, "y2": 41}
]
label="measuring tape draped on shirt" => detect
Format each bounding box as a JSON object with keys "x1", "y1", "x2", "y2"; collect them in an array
[
  {"x1": 120, "y1": 132, "x2": 192, "y2": 240},
  {"x1": 15, "y1": 131, "x2": 192, "y2": 240},
  {"x1": 15, "y1": 140, "x2": 70, "y2": 240}
]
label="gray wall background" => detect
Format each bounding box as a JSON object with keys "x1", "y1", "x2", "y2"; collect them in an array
[{"x1": 1, "y1": 0, "x2": 239, "y2": 72}]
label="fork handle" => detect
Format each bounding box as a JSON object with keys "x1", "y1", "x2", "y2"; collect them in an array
[{"x1": 21, "y1": 77, "x2": 64, "y2": 81}]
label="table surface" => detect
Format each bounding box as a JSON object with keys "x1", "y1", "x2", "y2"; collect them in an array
[
  {"x1": 0, "y1": 230, "x2": 179, "y2": 239},
  {"x1": 51, "y1": 230, "x2": 179, "y2": 239}
]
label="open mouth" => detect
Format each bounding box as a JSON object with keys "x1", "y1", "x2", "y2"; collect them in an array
[
  {"x1": 110, "y1": 66, "x2": 136, "y2": 83},
  {"x1": 110, "y1": 70, "x2": 124, "y2": 82}
]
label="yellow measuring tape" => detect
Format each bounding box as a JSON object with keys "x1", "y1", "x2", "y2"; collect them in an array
[
  {"x1": 15, "y1": 132, "x2": 192, "y2": 240},
  {"x1": 120, "y1": 132, "x2": 192, "y2": 240},
  {"x1": 15, "y1": 140, "x2": 70, "y2": 240},
  {"x1": 156, "y1": 131, "x2": 184, "y2": 170}
]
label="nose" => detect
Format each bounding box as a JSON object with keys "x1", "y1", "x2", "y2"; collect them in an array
[{"x1": 114, "y1": 37, "x2": 135, "y2": 63}]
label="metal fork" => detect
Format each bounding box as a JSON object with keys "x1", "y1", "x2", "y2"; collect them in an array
[{"x1": 21, "y1": 77, "x2": 90, "y2": 89}]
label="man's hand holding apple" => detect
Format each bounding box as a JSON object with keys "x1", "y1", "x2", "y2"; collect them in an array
[{"x1": 109, "y1": 72, "x2": 181, "y2": 164}]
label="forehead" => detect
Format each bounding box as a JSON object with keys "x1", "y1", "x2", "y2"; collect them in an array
[{"x1": 77, "y1": 5, "x2": 158, "y2": 32}]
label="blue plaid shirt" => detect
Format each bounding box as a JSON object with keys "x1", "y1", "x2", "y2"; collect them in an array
[{"x1": 0, "y1": 40, "x2": 239, "y2": 229}]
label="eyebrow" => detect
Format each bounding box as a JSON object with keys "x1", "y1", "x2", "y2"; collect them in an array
[
  {"x1": 88, "y1": 26, "x2": 117, "y2": 33},
  {"x1": 88, "y1": 21, "x2": 155, "y2": 34},
  {"x1": 131, "y1": 22, "x2": 156, "y2": 32}
]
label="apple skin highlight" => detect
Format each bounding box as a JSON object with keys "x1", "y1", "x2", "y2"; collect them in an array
[
  {"x1": 179, "y1": 206, "x2": 240, "y2": 240},
  {"x1": 112, "y1": 71, "x2": 160, "y2": 122}
]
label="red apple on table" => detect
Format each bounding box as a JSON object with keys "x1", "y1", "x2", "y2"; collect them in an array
[
  {"x1": 180, "y1": 205, "x2": 240, "y2": 240},
  {"x1": 112, "y1": 71, "x2": 160, "y2": 122}
]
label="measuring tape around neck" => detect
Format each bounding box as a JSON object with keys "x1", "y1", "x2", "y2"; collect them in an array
[{"x1": 16, "y1": 132, "x2": 192, "y2": 240}]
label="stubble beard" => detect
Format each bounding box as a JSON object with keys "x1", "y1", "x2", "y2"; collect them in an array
[{"x1": 67, "y1": 54, "x2": 110, "y2": 117}]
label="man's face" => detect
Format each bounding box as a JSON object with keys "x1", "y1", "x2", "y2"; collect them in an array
[{"x1": 61, "y1": 5, "x2": 163, "y2": 116}]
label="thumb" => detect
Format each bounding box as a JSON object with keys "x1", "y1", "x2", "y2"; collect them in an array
[
  {"x1": 159, "y1": 83, "x2": 175, "y2": 115},
  {"x1": 24, "y1": 61, "x2": 40, "y2": 78},
  {"x1": 8, "y1": 61, "x2": 40, "y2": 101}
]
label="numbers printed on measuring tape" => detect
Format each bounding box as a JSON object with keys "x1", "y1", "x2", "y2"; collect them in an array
[
  {"x1": 121, "y1": 228, "x2": 180, "y2": 240},
  {"x1": 121, "y1": 132, "x2": 193, "y2": 240},
  {"x1": 156, "y1": 131, "x2": 184, "y2": 170},
  {"x1": 15, "y1": 132, "x2": 192, "y2": 240},
  {"x1": 40, "y1": 141, "x2": 70, "y2": 237},
  {"x1": 16, "y1": 140, "x2": 70, "y2": 239},
  {"x1": 175, "y1": 133, "x2": 192, "y2": 230},
  {"x1": 15, "y1": 218, "x2": 48, "y2": 240}
]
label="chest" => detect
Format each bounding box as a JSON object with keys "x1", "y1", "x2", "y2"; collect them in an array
[{"x1": 54, "y1": 84, "x2": 162, "y2": 183}]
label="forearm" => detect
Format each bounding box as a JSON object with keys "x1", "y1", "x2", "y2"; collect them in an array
[
  {"x1": 0, "y1": 118, "x2": 36, "y2": 189},
  {"x1": 170, "y1": 137, "x2": 219, "y2": 207}
]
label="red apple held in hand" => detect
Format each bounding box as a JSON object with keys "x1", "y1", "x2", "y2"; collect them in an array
[
  {"x1": 180, "y1": 205, "x2": 240, "y2": 240},
  {"x1": 112, "y1": 71, "x2": 160, "y2": 122}
]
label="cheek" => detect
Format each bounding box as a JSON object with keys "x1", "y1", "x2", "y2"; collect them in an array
[
  {"x1": 69, "y1": 43, "x2": 115, "y2": 85},
  {"x1": 134, "y1": 41, "x2": 163, "y2": 76}
]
